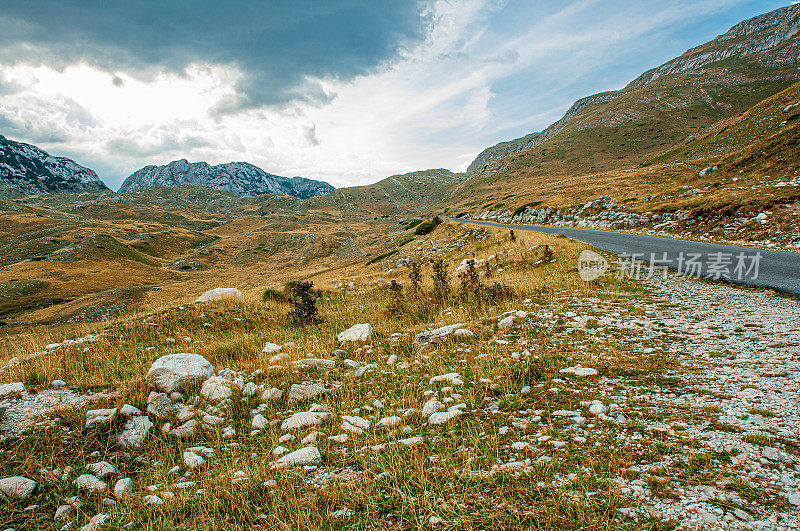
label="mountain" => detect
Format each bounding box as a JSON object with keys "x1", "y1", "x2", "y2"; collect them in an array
[
  {"x1": 119, "y1": 159, "x2": 334, "y2": 199},
  {"x1": 0, "y1": 134, "x2": 109, "y2": 195},
  {"x1": 464, "y1": 4, "x2": 800, "y2": 180}
]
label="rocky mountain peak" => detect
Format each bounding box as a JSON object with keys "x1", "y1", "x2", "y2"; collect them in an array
[
  {"x1": 0, "y1": 134, "x2": 109, "y2": 195},
  {"x1": 119, "y1": 160, "x2": 334, "y2": 199}
]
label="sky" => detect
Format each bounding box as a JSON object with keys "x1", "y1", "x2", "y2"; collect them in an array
[{"x1": 0, "y1": 0, "x2": 792, "y2": 190}]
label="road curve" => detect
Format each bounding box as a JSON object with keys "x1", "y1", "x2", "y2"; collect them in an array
[{"x1": 453, "y1": 219, "x2": 800, "y2": 296}]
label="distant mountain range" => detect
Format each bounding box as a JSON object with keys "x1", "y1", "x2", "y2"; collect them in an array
[
  {"x1": 0, "y1": 137, "x2": 335, "y2": 199},
  {"x1": 119, "y1": 159, "x2": 334, "y2": 199},
  {"x1": 0, "y1": 134, "x2": 109, "y2": 195}
]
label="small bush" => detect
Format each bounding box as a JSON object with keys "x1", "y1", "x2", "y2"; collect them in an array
[
  {"x1": 386, "y1": 280, "x2": 405, "y2": 316},
  {"x1": 262, "y1": 288, "x2": 289, "y2": 303},
  {"x1": 414, "y1": 216, "x2": 442, "y2": 236},
  {"x1": 430, "y1": 258, "x2": 451, "y2": 300},
  {"x1": 286, "y1": 281, "x2": 320, "y2": 324},
  {"x1": 408, "y1": 260, "x2": 423, "y2": 294}
]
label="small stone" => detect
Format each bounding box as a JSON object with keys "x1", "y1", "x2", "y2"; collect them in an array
[
  {"x1": 169, "y1": 419, "x2": 197, "y2": 439},
  {"x1": 117, "y1": 416, "x2": 153, "y2": 449},
  {"x1": 289, "y1": 383, "x2": 326, "y2": 401},
  {"x1": 428, "y1": 410, "x2": 462, "y2": 425},
  {"x1": 54, "y1": 504, "x2": 72, "y2": 521},
  {"x1": 85, "y1": 408, "x2": 117, "y2": 428},
  {"x1": 200, "y1": 376, "x2": 232, "y2": 401},
  {"x1": 260, "y1": 387, "x2": 283, "y2": 401},
  {"x1": 87, "y1": 461, "x2": 118, "y2": 480},
  {"x1": 74, "y1": 474, "x2": 107, "y2": 493},
  {"x1": 281, "y1": 411, "x2": 330, "y2": 431},
  {"x1": 183, "y1": 451, "x2": 205, "y2": 469},
  {"x1": 262, "y1": 342, "x2": 282, "y2": 354},
  {"x1": 274, "y1": 446, "x2": 322, "y2": 468},
  {"x1": 119, "y1": 404, "x2": 141, "y2": 417},
  {"x1": 252, "y1": 414, "x2": 268, "y2": 430},
  {"x1": 114, "y1": 478, "x2": 133, "y2": 500},
  {"x1": 421, "y1": 399, "x2": 443, "y2": 419},
  {"x1": 146, "y1": 392, "x2": 174, "y2": 419}
]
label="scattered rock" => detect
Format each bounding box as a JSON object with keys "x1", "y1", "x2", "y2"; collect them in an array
[
  {"x1": 74, "y1": 474, "x2": 107, "y2": 493},
  {"x1": 200, "y1": 376, "x2": 233, "y2": 401},
  {"x1": 289, "y1": 383, "x2": 326, "y2": 401},
  {"x1": 414, "y1": 323, "x2": 464, "y2": 347}
]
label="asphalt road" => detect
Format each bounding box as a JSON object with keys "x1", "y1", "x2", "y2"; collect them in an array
[{"x1": 453, "y1": 219, "x2": 800, "y2": 296}]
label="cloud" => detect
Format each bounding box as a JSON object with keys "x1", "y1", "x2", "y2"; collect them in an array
[
  {"x1": 0, "y1": 2, "x2": 427, "y2": 112},
  {"x1": 0, "y1": 0, "x2": 784, "y2": 190}
]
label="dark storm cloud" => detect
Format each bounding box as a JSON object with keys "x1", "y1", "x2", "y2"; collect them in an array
[{"x1": 0, "y1": 1, "x2": 426, "y2": 112}]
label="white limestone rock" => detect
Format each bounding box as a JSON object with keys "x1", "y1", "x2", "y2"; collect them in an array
[
  {"x1": 0, "y1": 476, "x2": 36, "y2": 501},
  {"x1": 146, "y1": 353, "x2": 214, "y2": 394},
  {"x1": 194, "y1": 287, "x2": 244, "y2": 304},
  {"x1": 337, "y1": 323, "x2": 373, "y2": 342}
]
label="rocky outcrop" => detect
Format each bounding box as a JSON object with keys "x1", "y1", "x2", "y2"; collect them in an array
[
  {"x1": 632, "y1": 4, "x2": 800, "y2": 86},
  {"x1": 119, "y1": 159, "x2": 333, "y2": 198},
  {"x1": 0, "y1": 134, "x2": 109, "y2": 195}
]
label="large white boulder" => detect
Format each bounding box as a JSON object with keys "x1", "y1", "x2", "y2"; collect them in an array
[
  {"x1": 274, "y1": 446, "x2": 322, "y2": 468},
  {"x1": 337, "y1": 323, "x2": 373, "y2": 342},
  {"x1": 0, "y1": 476, "x2": 36, "y2": 501},
  {"x1": 194, "y1": 287, "x2": 244, "y2": 304},
  {"x1": 146, "y1": 353, "x2": 214, "y2": 394}
]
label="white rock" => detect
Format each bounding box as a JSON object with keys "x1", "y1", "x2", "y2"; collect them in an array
[
  {"x1": 242, "y1": 382, "x2": 258, "y2": 397},
  {"x1": 183, "y1": 451, "x2": 205, "y2": 469},
  {"x1": 114, "y1": 478, "x2": 133, "y2": 500},
  {"x1": 0, "y1": 382, "x2": 26, "y2": 398},
  {"x1": 51, "y1": 380, "x2": 67, "y2": 389},
  {"x1": 119, "y1": 404, "x2": 141, "y2": 417},
  {"x1": 144, "y1": 494, "x2": 164, "y2": 505},
  {"x1": 289, "y1": 383, "x2": 326, "y2": 401},
  {"x1": 87, "y1": 461, "x2": 117, "y2": 480},
  {"x1": 252, "y1": 414, "x2": 268, "y2": 430},
  {"x1": 429, "y1": 373, "x2": 464, "y2": 386},
  {"x1": 428, "y1": 410, "x2": 463, "y2": 425},
  {"x1": 262, "y1": 342, "x2": 282, "y2": 354},
  {"x1": 146, "y1": 392, "x2": 174, "y2": 419},
  {"x1": 498, "y1": 316, "x2": 516, "y2": 329},
  {"x1": 453, "y1": 329, "x2": 474, "y2": 339},
  {"x1": 74, "y1": 474, "x2": 107, "y2": 493},
  {"x1": 337, "y1": 323, "x2": 373, "y2": 342},
  {"x1": 421, "y1": 399, "x2": 443, "y2": 419},
  {"x1": 377, "y1": 416, "x2": 401, "y2": 428},
  {"x1": 274, "y1": 446, "x2": 322, "y2": 468},
  {"x1": 261, "y1": 387, "x2": 283, "y2": 401},
  {"x1": 328, "y1": 434, "x2": 348, "y2": 443},
  {"x1": 0, "y1": 476, "x2": 36, "y2": 501},
  {"x1": 85, "y1": 408, "x2": 117, "y2": 428},
  {"x1": 169, "y1": 419, "x2": 197, "y2": 439},
  {"x1": 200, "y1": 376, "x2": 232, "y2": 401},
  {"x1": 293, "y1": 358, "x2": 336, "y2": 369},
  {"x1": 413, "y1": 323, "x2": 464, "y2": 347},
  {"x1": 400, "y1": 436, "x2": 424, "y2": 447},
  {"x1": 194, "y1": 287, "x2": 244, "y2": 303},
  {"x1": 281, "y1": 411, "x2": 330, "y2": 431},
  {"x1": 559, "y1": 366, "x2": 599, "y2": 377},
  {"x1": 268, "y1": 353, "x2": 290, "y2": 365},
  {"x1": 117, "y1": 415, "x2": 153, "y2": 448},
  {"x1": 146, "y1": 353, "x2": 214, "y2": 394},
  {"x1": 588, "y1": 401, "x2": 608, "y2": 417},
  {"x1": 54, "y1": 504, "x2": 72, "y2": 520}
]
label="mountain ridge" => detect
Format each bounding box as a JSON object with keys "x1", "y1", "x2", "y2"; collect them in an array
[
  {"x1": 0, "y1": 134, "x2": 109, "y2": 195},
  {"x1": 119, "y1": 159, "x2": 334, "y2": 199},
  {"x1": 464, "y1": 3, "x2": 800, "y2": 179}
]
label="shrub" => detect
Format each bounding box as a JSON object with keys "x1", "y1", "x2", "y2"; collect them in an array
[
  {"x1": 458, "y1": 259, "x2": 481, "y2": 300},
  {"x1": 262, "y1": 288, "x2": 289, "y2": 303},
  {"x1": 408, "y1": 260, "x2": 423, "y2": 294},
  {"x1": 386, "y1": 280, "x2": 405, "y2": 316},
  {"x1": 285, "y1": 281, "x2": 320, "y2": 324},
  {"x1": 414, "y1": 216, "x2": 442, "y2": 236},
  {"x1": 430, "y1": 258, "x2": 451, "y2": 300}
]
